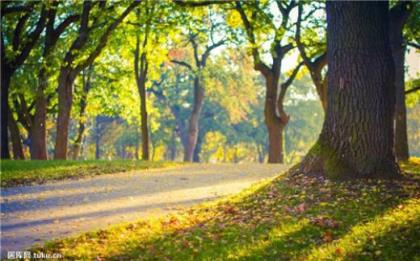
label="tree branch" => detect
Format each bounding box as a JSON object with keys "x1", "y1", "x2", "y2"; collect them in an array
[
  {"x1": 405, "y1": 86, "x2": 420, "y2": 95},
  {"x1": 407, "y1": 41, "x2": 420, "y2": 50},
  {"x1": 75, "y1": 1, "x2": 141, "y2": 72},
  {"x1": 295, "y1": 4, "x2": 313, "y2": 69},
  {"x1": 13, "y1": 4, "x2": 47, "y2": 68},
  {"x1": 54, "y1": 14, "x2": 80, "y2": 38},
  {"x1": 1, "y1": 2, "x2": 35, "y2": 17},
  {"x1": 277, "y1": 61, "x2": 304, "y2": 110},
  {"x1": 171, "y1": 59, "x2": 193, "y2": 71},
  {"x1": 173, "y1": 0, "x2": 232, "y2": 7},
  {"x1": 235, "y1": 1, "x2": 270, "y2": 75},
  {"x1": 281, "y1": 61, "x2": 304, "y2": 90},
  {"x1": 201, "y1": 39, "x2": 226, "y2": 66}
]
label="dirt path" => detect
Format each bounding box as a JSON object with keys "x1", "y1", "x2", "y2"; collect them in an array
[{"x1": 1, "y1": 163, "x2": 287, "y2": 254}]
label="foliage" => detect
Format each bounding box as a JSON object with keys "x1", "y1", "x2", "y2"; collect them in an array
[{"x1": 37, "y1": 161, "x2": 420, "y2": 260}]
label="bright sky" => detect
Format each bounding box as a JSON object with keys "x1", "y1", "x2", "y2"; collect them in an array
[{"x1": 407, "y1": 48, "x2": 420, "y2": 80}]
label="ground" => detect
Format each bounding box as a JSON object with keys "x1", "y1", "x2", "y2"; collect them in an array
[
  {"x1": 35, "y1": 159, "x2": 420, "y2": 260},
  {"x1": 1, "y1": 160, "x2": 419, "y2": 260},
  {"x1": 0, "y1": 163, "x2": 287, "y2": 256}
]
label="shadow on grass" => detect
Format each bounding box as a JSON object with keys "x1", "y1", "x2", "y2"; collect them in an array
[
  {"x1": 37, "y1": 164, "x2": 420, "y2": 260},
  {"x1": 104, "y1": 176, "x2": 418, "y2": 260}
]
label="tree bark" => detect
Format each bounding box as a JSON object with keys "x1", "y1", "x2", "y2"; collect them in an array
[
  {"x1": 54, "y1": 68, "x2": 76, "y2": 159},
  {"x1": 264, "y1": 74, "x2": 288, "y2": 163},
  {"x1": 1, "y1": 67, "x2": 12, "y2": 159},
  {"x1": 139, "y1": 86, "x2": 149, "y2": 161},
  {"x1": 184, "y1": 77, "x2": 205, "y2": 162},
  {"x1": 8, "y1": 109, "x2": 24, "y2": 159},
  {"x1": 298, "y1": 1, "x2": 399, "y2": 179},
  {"x1": 31, "y1": 68, "x2": 48, "y2": 159},
  {"x1": 169, "y1": 130, "x2": 177, "y2": 161},
  {"x1": 392, "y1": 42, "x2": 409, "y2": 161},
  {"x1": 134, "y1": 33, "x2": 150, "y2": 161},
  {"x1": 193, "y1": 129, "x2": 204, "y2": 162},
  {"x1": 389, "y1": 2, "x2": 413, "y2": 161}
]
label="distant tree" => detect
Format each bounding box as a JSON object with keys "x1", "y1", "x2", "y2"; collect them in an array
[
  {"x1": 31, "y1": 1, "x2": 80, "y2": 160},
  {"x1": 1, "y1": 1, "x2": 47, "y2": 159},
  {"x1": 170, "y1": 8, "x2": 226, "y2": 162},
  {"x1": 235, "y1": 0, "x2": 303, "y2": 163},
  {"x1": 54, "y1": 1, "x2": 140, "y2": 159}
]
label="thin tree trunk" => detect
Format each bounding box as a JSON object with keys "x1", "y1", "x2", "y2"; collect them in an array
[
  {"x1": 389, "y1": 3, "x2": 413, "y2": 161},
  {"x1": 72, "y1": 66, "x2": 92, "y2": 160},
  {"x1": 134, "y1": 29, "x2": 150, "y2": 161},
  {"x1": 8, "y1": 110, "x2": 24, "y2": 159},
  {"x1": 264, "y1": 77, "x2": 286, "y2": 163},
  {"x1": 95, "y1": 116, "x2": 101, "y2": 160},
  {"x1": 393, "y1": 44, "x2": 409, "y2": 161},
  {"x1": 169, "y1": 130, "x2": 177, "y2": 161},
  {"x1": 31, "y1": 68, "x2": 48, "y2": 159},
  {"x1": 1, "y1": 68, "x2": 12, "y2": 159},
  {"x1": 184, "y1": 77, "x2": 205, "y2": 162},
  {"x1": 298, "y1": 1, "x2": 399, "y2": 179},
  {"x1": 54, "y1": 68, "x2": 76, "y2": 159},
  {"x1": 193, "y1": 130, "x2": 204, "y2": 162},
  {"x1": 139, "y1": 79, "x2": 149, "y2": 160},
  {"x1": 135, "y1": 128, "x2": 140, "y2": 160}
]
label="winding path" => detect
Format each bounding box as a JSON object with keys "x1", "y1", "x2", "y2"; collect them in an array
[{"x1": 1, "y1": 163, "x2": 287, "y2": 255}]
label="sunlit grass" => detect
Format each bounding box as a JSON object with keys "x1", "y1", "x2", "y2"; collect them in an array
[
  {"x1": 0, "y1": 160, "x2": 180, "y2": 187},
  {"x1": 36, "y1": 159, "x2": 420, "y2": 260}
]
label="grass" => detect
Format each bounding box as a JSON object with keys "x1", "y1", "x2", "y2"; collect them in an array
[
  {"x1": 0, "y1": 160, "x2": 180, "y2": 187},
  {"x1": 36, "y1": 158, "x2": 420, "y2": 260}
]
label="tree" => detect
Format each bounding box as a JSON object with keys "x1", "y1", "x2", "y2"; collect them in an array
[
  {"x1": 31, "y1": 1, "x2": 80, "y2": 160},
  {"x1": 389, "y1": 2, "x2": 416, "y2": 161},
  {"x1": 235, "y1": 0, "x2": 303, "y2": 163},
  {"x1": 54, "y1": 1, "x2": 140, "y2": 159},
  {"x1": 71, "y1": 65, "x2": 93, "y2": 160},
  {"x1": 170, "y1": 8, "x2": 226, "y2": 162},
  {"x1": 296, "y1": 1, "x2": 399, "y2": 179},
  {"x1": 1, "y1": 1, "x2": 47, "y2": 158},
  {"x1": 131, "y1": 1, "x2": 172, "y2": 160}
]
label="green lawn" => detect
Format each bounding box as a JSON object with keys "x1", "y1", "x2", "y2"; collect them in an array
[
  {"x1": 0, "y1": 160, "x2": 180, "y2": 187},
  {"x1": 36, "y1": 158, "x2": 420, "y2": 260}
]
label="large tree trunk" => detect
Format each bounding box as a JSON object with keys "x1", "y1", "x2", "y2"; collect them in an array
[
  {"x1": 1, "y1": 67, "x2": 12, "y2": 159},
  {"x1": 31, "y1": 68, "x2": 48, "y2": 160},
  {"x1": 54, "y1": 68, "x2": 76, "y2": 159},
  {"x1": 298, "y1": 1, "x2": 399, "y2": 179},
  {"x1": 8, "y1": 110, "x2": 24, "y2": 159},
  {"x1": 184, "y1": 77, "x2": 205, "y2": 162}
]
